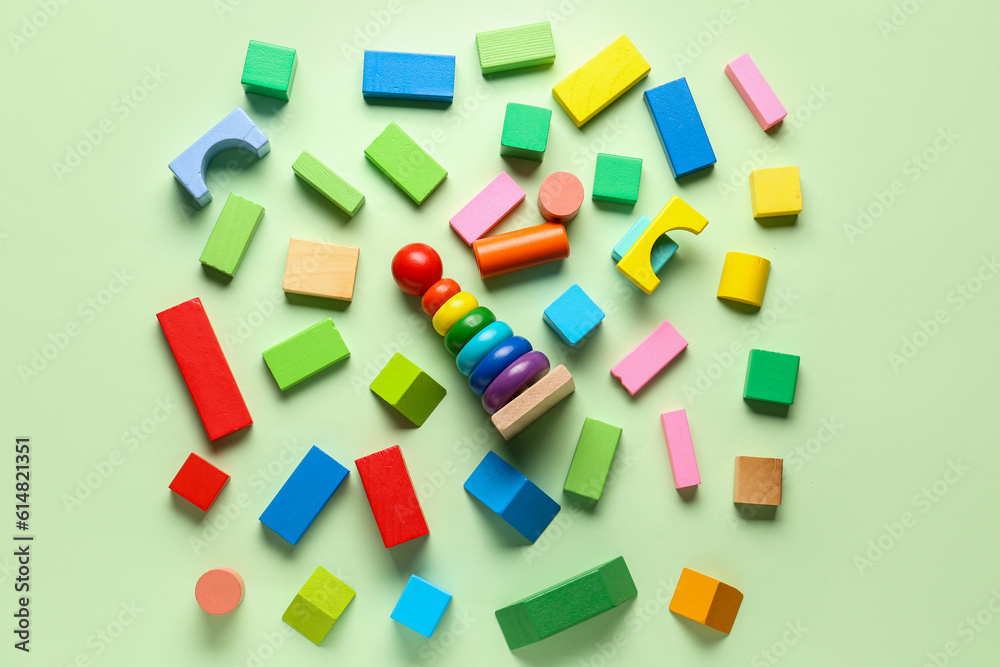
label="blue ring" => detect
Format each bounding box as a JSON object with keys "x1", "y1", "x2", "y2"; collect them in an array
[
  {"x1": 456, "y1": 321, "x2": 514, "y2": 376},
  {"x1": 468, "y1": 336, "x2": 532, "y2": 396}
]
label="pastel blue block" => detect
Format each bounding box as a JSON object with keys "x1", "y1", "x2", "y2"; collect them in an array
[
  {"x1": 611, "y1": 215, "x2": 679, "y2": 273},
  {"x1": 464, "y1": 452, "x2": 560, "y2": 543},
  {"x1": 542, "y1": 284, "x2": 605, "y2": 347},
  {"x1": 643, "y1": 78, "x2": 716, "y2": 179},
  {"x1": 390, "y1": 575, "x2": 453, "y2": 637},
  {"x1": 468, "y1": 336, "x2": 532, "y2": 396},
  {"x1": 259, "y1": 446, "x2": 348, "y2": 545},
  {"x1": 168, "y1": 108, "x2": 270, "y2": 207},
  {"x1": 456, "y1": 321, "x2": 514, "y2": 376},
  {"x1": 500, "y1": 479, "x2": 561, "y2": 542},
  {"x1": 362, "y1": 51, "x2": 456, "y2": 103}
]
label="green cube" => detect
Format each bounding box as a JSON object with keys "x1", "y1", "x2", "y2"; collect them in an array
[
  {"x1": 744, "y1": 349, "x2": 800, "y2": 405},
  {"x1": 282, "y1": 567, "x2": 355, "y2": 645},
  {"x1": 592, "y1": 153, "x2": 642, "y2": 205},
  {"x1": 500, "y1": 103, "x2": 551, "y2": 161},
  {"x1": 292, "y1": 150, "x2": 365, "y2": 217},
  {"x1": 364, "y1": 122, "x2": 447, "y2": 205},
  {"x1": 370, "y1": 353, "x2": 446, "y2": 426},
  {"x1": 563, "y1": 418, "x2": 622, "y2": 504},
  {"x1": 262, "y1": 318, "x2": 350, "y2": 391},
  {"x1": 199, "y1": 193, "x2": 263, "y2": 277},
  {"x1": 241, "y1": 40, "x2": 298, "y2": 100}
]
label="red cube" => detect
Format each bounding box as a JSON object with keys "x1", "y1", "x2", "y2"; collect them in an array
[{"x1": 169, "y1": 453, "x2": 230, "y2": 511}]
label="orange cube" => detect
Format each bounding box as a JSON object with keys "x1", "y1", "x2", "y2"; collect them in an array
[{"x1": 668, "y1": 568, "x2": 743, "y2": 634}]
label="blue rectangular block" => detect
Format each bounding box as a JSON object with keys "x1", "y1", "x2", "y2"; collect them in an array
[
  {"x1": 500, "y1": 480, "x2": 561, "y2": 542},
  {"x1": 259, "y1": 446, "x2": 349, "y2": 545},
  {"x1": 390, "y1": 574, "x2": 453, "y2": 637},
  {"x1": 644, "y1": 78, "x2": 716, "y2": 179},
  {"x1": 362, "y1": 51, "x2": 456, "y2": 103},
  {"x1": 543, "y1": 284, "x2": 605, "y2": 347},
  {"x1": 611, "y1": 215, "x2": 679, "y2": 273},
  {"x1": 464, "y1": 452, "x2": 560, "y2": 543}
]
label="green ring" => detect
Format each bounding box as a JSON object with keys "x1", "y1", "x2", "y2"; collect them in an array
[{"x1": 444, "y1": 307, "x2": 496, "y2": 356}]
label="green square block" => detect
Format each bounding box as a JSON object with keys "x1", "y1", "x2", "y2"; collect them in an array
[
  {"x1": 744, "y1": 349, "x2": 800, "y2": 405},
  {"x1": 292, "y1": 150, "x2": 365, "y2": 217},
  {"x1": 500, "y1": 103, "x2": 552, "y2": 161},
  {"x1": 282, "y1": 567, "x2": 355, "y2": 645},
  {"x1": 592, "y1": 153, "x2": 642, "y2": 205},
  {"x1": 241, "y1": 40, "x2": 298, "y2": 100},
  {"x1": 370, "y1": 353, "x2": 446, "y2": 426},
  {"x1": 199, "y1": 193, "x2": 264, "y2": 277},
  {"x1": 364, "y1": 122, "x2": 447, "y2": 205},
  {"x1": 563, "y1": 418, "x2": 623, "y2": 504},
  {"x1": 262, "y1": 318, "x2": 350, "y2": 391}
]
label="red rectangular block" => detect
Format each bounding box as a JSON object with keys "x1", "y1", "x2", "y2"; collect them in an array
[
  {"x1": 355, "y1": 445, "x2": 428, "y2": 548},
  {"x1": 157, "y1": 298, "x2": 252, "y2": 441}
]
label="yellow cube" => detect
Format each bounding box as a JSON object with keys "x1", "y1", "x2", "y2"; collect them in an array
[{"x1": 749, "y1": 166, "x2": 802, "y2": 218}]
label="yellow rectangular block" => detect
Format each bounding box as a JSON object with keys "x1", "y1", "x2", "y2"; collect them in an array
[
  {"x1": 669, "y1": 567, "x2": 743, "y2": 634},
  {"x1": 750, "y1": 166, "x2": 802, "y2": 218},
  {"x1": 551, "y1": 35, "x2": 650, "y2": 127}
]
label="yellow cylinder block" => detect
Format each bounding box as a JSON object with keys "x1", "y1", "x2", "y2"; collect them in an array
[{"x1": 717, "y1": 252, "x2": 770, "y2": 307}]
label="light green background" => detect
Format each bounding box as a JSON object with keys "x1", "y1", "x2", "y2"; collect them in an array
[{"x1": 3, "y1": 0, "x2": 999, "y2": 665}]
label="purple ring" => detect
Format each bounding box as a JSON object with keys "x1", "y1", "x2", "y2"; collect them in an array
[{"x1": 482, "y1": 351, "x2": 551, "y2": 414}]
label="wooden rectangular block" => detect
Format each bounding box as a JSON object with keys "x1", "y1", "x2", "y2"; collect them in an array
[
  {"x1": 156, "y1": 298, "x2": 252, "y2": 441},
  {"x1": 749, "y1": 166, "x2": 802, "y2": 218},
  {"x1": 476, "y1": 21, "x2": 555, "y2": 74},
  {"x1": 669, "y1": 567, "x2": 743, "y2": 634},
  {"x1": 644, "y1": 78, "x2": 716, "y2": 179},
  {"x1": 611, "y1": 321, "x2": 687, "y2": 395},
  {"x1": 283, "y1": 567, "x2": 355, "y2": 644},
  {"x1": 262, "y1": 318, "x2": 350, "y2": 391},
  {"x1": 283, "y1": 238, "x2": 359, "y2": 301},
  {"x1": 292, "y1": 150, "x2": 365, "y2": 217},
  {"x1": 660, "y1": 410, "x2": 699, "y2": 489},
  {"x1": 355, "y1": 445, "x2": 428, "y2": 547},
  {"x1": 611, "y1": 215, "x2": 678, "y2": 272},
  {"x1": 495, "y1": 556, "x2": 637, "y2": 649},
  {"x1": 552, "y1": 35, "x2": 650, "y2": 127},
  {"x1": 449, "y1": 171, "x2": 525, "y2": 245},
  {"x1": 364, "y1": 122, "x2": 447, "y2": 204},
  {"x1": 724, "y1": 53, "x2": 786, "y2": 130},
  {"x1": 199, "y1": 193, "x2": 264, "y2": 277},
  {"x1": 734, "y1": 456, "x2": 782, "y2": 505},
  {"x1": 491, "y1": 365, "x2": 575, "y2": 440},
  {"x1": 563, "y1": 418, "x2": 623, "y2": 503},
  {"x1": 464, "y1": 451, "x2": 560, "y2": 542},
  {"x1": 259, "y1": 446, "x2": 349, "y2": 545},
  {"x1": 363, "y1": 51, "x2": 455, "y2": 103}
]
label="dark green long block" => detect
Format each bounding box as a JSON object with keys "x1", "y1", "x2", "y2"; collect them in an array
[{"x1": 495, "y1": 556, "x2": 636, "y2": 649}]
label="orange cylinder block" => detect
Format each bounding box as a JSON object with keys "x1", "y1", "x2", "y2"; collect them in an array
[{"x1": 472, "y1": 223, "x2": 569, "y2": 279}]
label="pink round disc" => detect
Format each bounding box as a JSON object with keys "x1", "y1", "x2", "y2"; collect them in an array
[
  {"x1": 538, "y1": 171, "x2": 585, "y2": 223},
  {"x1": 195, "y1": 568, "x2": 245, "y2": 615}
]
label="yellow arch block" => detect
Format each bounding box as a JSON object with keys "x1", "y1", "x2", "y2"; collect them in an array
[
  {"x1": 616, "y1": 196, "x2": 708, "y2": 294},
  {"x1": 717, "y1": 252, "x2": 770, "y2": 307}
]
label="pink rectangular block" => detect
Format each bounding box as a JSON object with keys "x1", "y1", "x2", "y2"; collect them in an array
[
  {"x1": 724, "y1": 53, "x2": 787, "y2": 131},
  {"x1": 611, "y1": 320, "x2": 687, "y2": 395},
  {"x1": 449, "y1": 171, "x2": 525, "y2": 245},
  {"x1": 661, "y1": 409, "x2": 700, "y2": 489}
]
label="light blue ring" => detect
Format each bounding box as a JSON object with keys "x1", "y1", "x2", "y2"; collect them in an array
[{"x1": 456, "y1": 321, "x2": 514, "y2": 376}]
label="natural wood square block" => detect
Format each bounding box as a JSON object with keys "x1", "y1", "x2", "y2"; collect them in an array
[
  {"x1": 283, "y1": 237, "x2": 359, "y2": 301},
  {"x1": 733, "y1": 456, "x2": 782, "y2": 505}
]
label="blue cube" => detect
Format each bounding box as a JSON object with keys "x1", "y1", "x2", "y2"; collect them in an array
[
  {"x1": 543, "y1": 284, "x2": 605, "y2": 347},
  {"x1": 611, "y1": 215, "x2": 679, "y2": 273},
  {"x1": 390, "y1": 574, "x2": 452, "y2": 637}
]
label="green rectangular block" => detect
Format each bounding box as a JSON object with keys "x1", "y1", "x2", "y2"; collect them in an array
[
  {"x1": 500, "y1": 103, "x2": 552, "y2": 161},
  {"x1": 241, "y1": 40, "x2": 298, "y2": 100},
  {"x1": 262, "y1": 318, "x2": 350, "y2": 391},
  {"x1": 495, "y1": 556, "x2": 637, "y2": 650},
  {"x1": 292, "y1": 150, "x2": 365, "y2": 217},
  {"x1": 563, "y1": 418, "x2": 622, "y2": 504},
  {"x1": 282, "y1": 567, "x2": 355, "y2": 645},
  {"x1": 744, "y1": 348, "x2": 800, "y2": 405},
  {"x1": 199, "y1": 193, "x2": 264, "y2": 277},
  {"x1": 370, "y1": 353, "x2": 446, "y2": 426},
  {"x1": 476, "y1": 22, "x2": 556, "y2": 75},
  {"x1": 364, "y1": 122, "x2": 447, "y2": 204},
  {"x1": 593, "y1": 153, "x2": 642, "y2": 205}
]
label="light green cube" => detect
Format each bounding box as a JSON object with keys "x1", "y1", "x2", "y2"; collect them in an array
[
  {"x1": 292, "y1": 150, "x2": 365, "y2": 217},
  {"x1": 241, "y1": 40, "x2": 298, "y2": 100},
  {"x1": 364, "y1": 122, "x2": 447, "y2": 204},
  {"x1": 282, "y1": 567, "x2": 355, "y2": 645},
  {"x1": 500, "y1": 103, "x2": 551, "y2": 161},
  {"x1": 199, "y1": 193, "x2": 264, "y2": 277},
  {"x1": 262, "y1": 319, "x2": 350, "y2": 391},
  {"x1": 370, "y1": 353, "x2": 446, "y2": 426},
  {"x1": 563, "y1": 418, "x2": 623, "y2": 504},
  {"x1": 593, "y1": 153, "x2": 642, "y2": 205}
]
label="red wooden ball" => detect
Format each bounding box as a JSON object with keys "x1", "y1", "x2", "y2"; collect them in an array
[
  {"x1": 391, "y1": 243, "x2": 443, "y2": 296},
  {"x1": 421, "y1": 279, "x2": 461, "y2": 317}
]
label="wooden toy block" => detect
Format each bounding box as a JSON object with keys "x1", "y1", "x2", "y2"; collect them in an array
[
  {"x1": 390, "y1": 574, "x2": 453, "y2": 637},
  {"x1": 563, "y1": 418, "x2": 622, "y2": 503},
  {"x1": 724, "y1": 53, "x2": 786, "y2": 131},
  {"x1": 283, "y1": 567, "x2": 355, "y2": 644},
  {"x1": 734, "y1": 456, "x2": 782, "y2": 505},
  {"x1": 363, "y1": 51, "x2": 456, "y2": 103},
  {"x1": 749, "y1": 166, "x2": 802, "y2": 218},
  {"x1": 473, "y1": 223, "x2": 569, "y2": 279},
  {"x1": 744, "y1": 349, "x2": 799, "y2": 405},
  {"x1": 199, "y1": 193, "x2": 264, "y2": 277},
  {"x1": 242, "y1": 40, "x2": 298, "y2": 100},
  {"x1": 543, "y1": 284, "x2": 604, "y2": 347},
  {"x1": 169, "y1": 108, "x2": 270, "y2": 207},
  {"x1": 476, "y1": 21, "x2": 555, "y2": 74},
  {"x1": 355, "y1": 445, "x2": 429, "y2": 548},
  {"x1": 291, "y1": 150, "x2": 365, "y2": 217},
  {"x1": 617, "y1": 196, "x2": 708, "y2": 294},
  {"x1": 364, "y1": 122, "x2": 447, "y2": 204},
  {"x1": 464, "y1": 451, "x2": 560, "y2": 542},
  {"x1": 611, "y1": 320, "x2": 687, "y2": 395},
  {"x1": 492, "y1": 365, "x2": 574, "y2": 440},
  {"x1": 169, "y1": 453, "x2": 230, "y2": 511},
  {"x1": 195, "y1": 568, "x2": 245, "y2": 615},
  {"x1": 551, "y1": 35, "x2": 650, "y2": 127},
  {"x1": 717, "y1": 252, "x2": 770, "y2": 307},
  {"x1": 661, "y1": 410, "x2": 699, "y2": 489},
  {"x1": 592, "y1": 153, "x2": 642, "y2": 205},
  {"x1": 611, "y1": 215, "x2": 678, "y2": 273},
  {"x1": 157, "y1": 298, "x2": 252, "y2": 440},
  {"x1": 500, "y1": 103, "x2": 552, "y2": 161},
  {"x1": 259, "y1": 446, "x2": 349, "y2": 545},
  {"x1": 495, "y1": 556, "x2": 637, "y2": 649},
  {"x1": 538, "y1": 171, "x2": 584, "y2": 222},
  {"x1": 449, "y1": 171, "x2": 525, "y2": 245},
  {"x1": 283, "y1": 237, "x2": 359, "y2": 302},
  {"x1": 262, "y1": 318, "x2": 350, "y2": 391},
  {"x1": 370, "y1": 353, "x2": 446, "y2": 426},
  {"x1": 644, "y1": 78, "x2": 716, "y2": 179},
  {"x1": 669, "y1": 567, "x2": 743, "y2": 634}
]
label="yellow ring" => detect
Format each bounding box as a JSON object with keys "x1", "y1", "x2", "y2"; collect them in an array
[{"x1": 432, "y1": 292, "x2": 479, "y2": 335}]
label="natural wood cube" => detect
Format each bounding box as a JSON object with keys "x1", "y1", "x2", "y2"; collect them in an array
[
  {"x1": 733, "y1": 456, "x2": 782, "y2": 505},
  {"x1": 283, "y1": 237, "x2": 359, "y2": 301}
]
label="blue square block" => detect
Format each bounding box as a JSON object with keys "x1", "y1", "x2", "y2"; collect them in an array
[
  {"x1": 390, "y1": 574, "x2": 453, "y2": 637},
  {"x1": 259, "y1": 446, "x2": 349, "y2": 545},
  {"x1": 543, "y1": 284, "x2": 605, "y2": 347},
  {"x1": 611, "y1": 215, "x2": 679, "y2": 274},
  {"x1": 362, "y1": 51, "x2": 455, "y2": 103},
  {"x1": 464, "y1": 452, "x2": 560, "y2": 543},
  {"x1": 644, "y1": 78, "x2": 716, "y2": 179}
]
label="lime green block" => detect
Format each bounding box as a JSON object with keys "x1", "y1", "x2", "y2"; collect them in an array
[
  {"x1": 364, "y1": 122, "x2": 447, "y2": 204},
  {"x1": 199, "y1": 193, "x2": 264, "y2": 277},
  {"x1": 292, "y1": 150, "x2": 365, "y2": 217},
  {"x1": 476, "y1": 22, "x2": 556, "y2": 75},
  {"x1": 495, "y1": 556, "x2": 637, "y2": 649},
  {"x1": 262, "y1": 319, "x2": 350, "y2": 391},
  {"x1": 500, "y1": 103, "x2": 551, "y2": 161},
  {"x1": 593, "y1": 153, "x2": 642, "y2": 205},
  {"x1": 370, "y1": 353, "x2": 446, "y2": 426},
  {"x1": 563, "y1": 418, "x2": 622, "y2": 504},
  {"x1": 241, "y1": 40, "x2": 297, "y2": 100},
  {"x1": 282, "y1": 567, "x2": 355, "y2": 645},
  {"x1": 744, "y1": 348, "x2": 800, "y2": 405}
]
